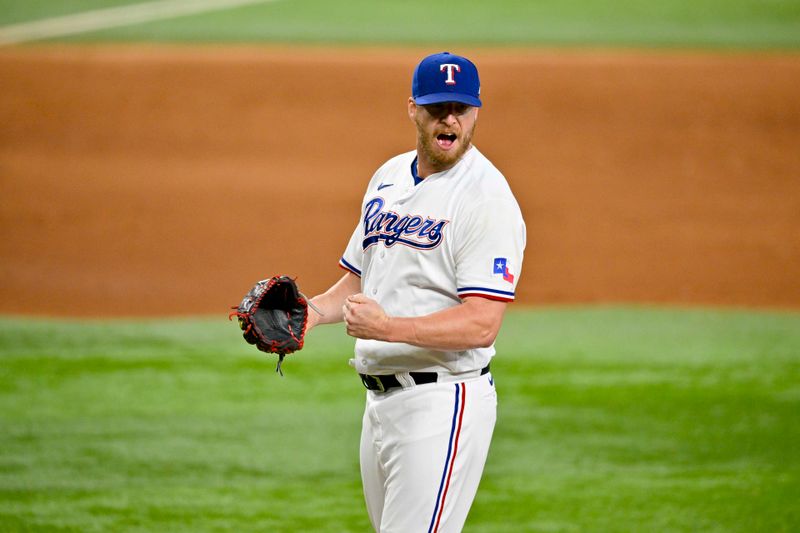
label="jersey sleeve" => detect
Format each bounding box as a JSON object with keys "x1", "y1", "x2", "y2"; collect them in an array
[
  {"x1": 454, "y1": 196, "x2": 526, "y2": 302},
  {"x1": 339, "y1": 220, "x2": 363, "y2": 277},
  {"x1": 340, "y1": 162, "x2": 392, "y2": 277}
]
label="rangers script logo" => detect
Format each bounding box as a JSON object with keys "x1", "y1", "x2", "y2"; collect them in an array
[{"x1": 362, "y1": 197, "x2": 448, "y2": 250}]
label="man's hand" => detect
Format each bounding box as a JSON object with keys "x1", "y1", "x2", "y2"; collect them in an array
[{"x1": 343, "y1": 294, "x2": 391, "y2": 340}]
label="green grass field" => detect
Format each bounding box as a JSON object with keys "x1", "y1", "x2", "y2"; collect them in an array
[
  {"x1": 1, "y1": 0, "x2": 799, "y2": 48},
  {"x1": 2, "y1": 308, "x2": 798, "y2": 532},
  {"x1": 2, "y1": 1, "x2": 799, "y2": 531}
]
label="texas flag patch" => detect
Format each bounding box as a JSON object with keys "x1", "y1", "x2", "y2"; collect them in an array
[{"x1": 493, "y1": 257, "x2": 515, "y2": 284}]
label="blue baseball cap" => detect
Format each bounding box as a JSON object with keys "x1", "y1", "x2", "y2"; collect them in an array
[{"x1": 412, "y1": 52, "x2": 482, "y2": 108}]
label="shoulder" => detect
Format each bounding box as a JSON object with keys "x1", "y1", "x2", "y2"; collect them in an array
[
  {"x1": 460, "y1": 148, "x2": 520, "y2": 208},
  {"x1": 374, "y1": 150, "x2": 416, "y2": 176},
  {"x1": 362, "y1": 150, "x2": 414, "y2": 190},
  {"x1": 361, "y1": 150, "x2": 415, "y2": 196}
]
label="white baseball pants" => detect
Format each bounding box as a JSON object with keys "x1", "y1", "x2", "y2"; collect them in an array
[{"x1": 360, "y1": 372, "x2": 497, "y2": 533}]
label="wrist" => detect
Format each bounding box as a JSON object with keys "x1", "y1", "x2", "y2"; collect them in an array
[
  {"x1": 306, "y1": 305, "x2": 324, "y2": 330},
  {"x1": 380, "y1": 315, "x2": 394, "y2": 342},
  {"x1": 383, "y1": 316, "x2": 415, "y2": 344}
]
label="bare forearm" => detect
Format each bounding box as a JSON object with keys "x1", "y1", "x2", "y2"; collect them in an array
[
  {"x1": 387, "y1": 302, "x2": 502, "y2": 350},
  {"x1": 344, "y1": 295, "x2": 507, "y2": 351},
  {"x1": 307, "y1": 272, "x2": 361, "y2": 329}
]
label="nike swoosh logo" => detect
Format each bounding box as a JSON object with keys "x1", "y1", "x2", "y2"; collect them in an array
[{"x1": 377, "y1": 183, "x2": 394, "y2": 191}]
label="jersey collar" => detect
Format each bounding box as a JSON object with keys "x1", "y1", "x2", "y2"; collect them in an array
[{"x1": 410, "y1": 156, "x2": 424, "y2": 186}]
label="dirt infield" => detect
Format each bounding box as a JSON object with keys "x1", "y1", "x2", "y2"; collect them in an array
[{"x1": 1, "y1": 46, "x2": 799, "y2": 316}]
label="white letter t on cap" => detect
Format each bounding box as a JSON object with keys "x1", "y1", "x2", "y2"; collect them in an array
[{"x1": 440, "y1": 63, "x2": 461, "y2": 85}]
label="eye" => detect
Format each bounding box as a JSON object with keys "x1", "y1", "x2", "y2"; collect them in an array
[
  {"x1": 424, "y1": 103, "x2": 470, "y2": 117},
  {"x1": 427, "y1": 104, "x2": 447, "y2": 116}
]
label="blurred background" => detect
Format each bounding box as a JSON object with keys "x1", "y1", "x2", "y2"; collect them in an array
[
  {"x1": 1, "y1": 0, "x2": 799, "y2": 315},
  {"x1": 1, "y1": 1, "x2": 799, "y2": 531}
]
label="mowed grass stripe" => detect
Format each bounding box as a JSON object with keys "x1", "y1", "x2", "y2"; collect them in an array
[
  {"x1": 0, "y1": 0, "x2": 282, "y2": 45},
  {"x1": 3, "y1": 0, "x2": 798, "y2": 48},
  {"x1": 1, "y1": 308, "x2": 798, "y2": 531}
]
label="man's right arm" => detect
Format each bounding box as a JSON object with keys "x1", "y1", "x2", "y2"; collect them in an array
[{"x1": 307, "y1": 272, "x2": 361, "y2": 330}]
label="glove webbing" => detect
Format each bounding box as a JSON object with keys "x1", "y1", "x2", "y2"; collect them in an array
[{"x1": 229, "y1": 307, "x2": 314, "y2": 376}]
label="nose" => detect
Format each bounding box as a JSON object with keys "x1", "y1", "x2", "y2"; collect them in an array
[{"x1": 440, "y1": 104, "x2": 459, "y2": 123}]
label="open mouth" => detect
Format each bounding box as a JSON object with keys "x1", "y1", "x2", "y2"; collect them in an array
[{"x1": 436, "y1": 133, "x2": 458, "y2": 149}]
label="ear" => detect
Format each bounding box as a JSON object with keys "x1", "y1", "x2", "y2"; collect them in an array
[
  {"x1": 407, "y1": 97, "x2": 417, "y2": 121},
  {"x1": 466, "y1": 105, "x2": 480, "y2": 125}
]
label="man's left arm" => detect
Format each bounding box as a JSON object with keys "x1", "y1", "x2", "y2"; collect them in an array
[{"x1": 343, "y1": 294, "x2": 506, "y2": 351}]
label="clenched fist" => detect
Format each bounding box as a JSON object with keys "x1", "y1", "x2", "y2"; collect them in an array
[{"x1": 343, "y1": 294, "x2": 391, "y2": 340}]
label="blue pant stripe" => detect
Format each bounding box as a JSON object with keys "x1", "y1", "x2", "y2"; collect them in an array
[{"x1": 427, "y1": 384, "x2": 460, "y2": 533}]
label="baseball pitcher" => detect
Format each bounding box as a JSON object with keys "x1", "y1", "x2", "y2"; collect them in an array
[{"x1": 236, "y1": 51, "x2": 526, "y2": 532}]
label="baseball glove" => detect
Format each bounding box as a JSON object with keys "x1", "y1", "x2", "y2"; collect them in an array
[{"x1": 229, "y1": 276, "x2": 313, "y2": 375}]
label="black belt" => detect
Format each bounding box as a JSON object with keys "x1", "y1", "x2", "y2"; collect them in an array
[{"x1": 360, "y1": 365, "x2": 490, "y2": 392}]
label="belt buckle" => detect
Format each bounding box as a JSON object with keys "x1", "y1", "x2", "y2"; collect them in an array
[{"x1": 361, "y1": 374, "x2": 385, "y2": 392}]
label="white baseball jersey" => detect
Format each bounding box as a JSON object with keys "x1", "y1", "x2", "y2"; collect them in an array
[{"x1": 339, "y1": 146, "x2": 526, "y2": 376}]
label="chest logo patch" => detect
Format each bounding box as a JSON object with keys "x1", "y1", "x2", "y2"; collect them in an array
[{"x1": 362, "y1": 197, "x2": 448, "y2": 250}]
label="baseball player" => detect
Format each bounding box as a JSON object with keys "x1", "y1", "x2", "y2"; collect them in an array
[{"x1": 305, "y1": 52, "x2": 526, "y2": 532}]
